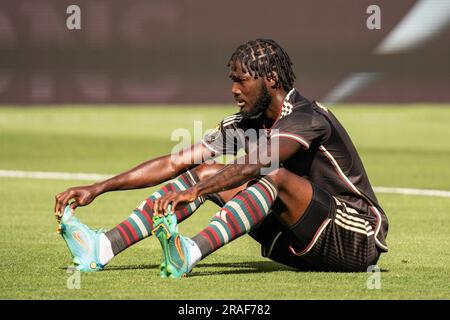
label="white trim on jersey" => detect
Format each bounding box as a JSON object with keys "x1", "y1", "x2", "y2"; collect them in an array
[
  {"x1": 334, "y1": 212, "x2": 374, "y2": 236},
  {"x1": 201, "y1": 138, "x2": 222, "y2": 154},
  {"x1": 334, "y1": 218, "x2": 374, "y2": 236},
  {"x1": 223, "y1": 115, "x2": 243, "y2": 127},
  {"x1": 369, "y1": 206, "x2": 389, "y2": 251},
  {"x1": 335, "y1": 198, "x2": 388, "y2": 251},
  {"x1": 266, "y1": 231, "x2": 283, "y2": 258},
  {"x1": 319, "y1": 145, "x2": 362, "y2": 195},
  {"x1": 289, "y1": 218, "x2": 332, "y2": 256},
  {"x1": 321, "y1": 146, "x2": 388, "y2": 250},
  {"x1": 284, "y1": 88, "x2": 296, "y2": 104},
  {"x1": 271, "y1": 132, "x2": 310, "y2": 149}
]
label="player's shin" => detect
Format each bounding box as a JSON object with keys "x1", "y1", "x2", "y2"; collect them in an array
[
  {"x1": 102, "y1": 170, "x2": 205, "y2": 264},
  {"x1": 191, "y1": 176, "x2": 278, "y2": 264}
]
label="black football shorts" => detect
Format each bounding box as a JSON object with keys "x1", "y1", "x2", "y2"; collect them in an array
[{"x1": 249, "y1": 183, "x2": 381, "y2": 272}]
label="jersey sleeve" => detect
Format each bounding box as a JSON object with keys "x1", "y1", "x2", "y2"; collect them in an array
[
  {"x1": 201, "y1": 115, "x2": 245, "y2": 156},
  {"x1": 271, "y1": 108, "x2": 331, "y2": 150}
]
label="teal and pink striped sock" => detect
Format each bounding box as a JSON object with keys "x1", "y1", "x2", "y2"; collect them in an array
[
  {"x1": 105, "y1": 170, "x2": 205, "y2": 256},
  {"x1": 192, "y1": 176, "x2": 278, "y2": 258}
]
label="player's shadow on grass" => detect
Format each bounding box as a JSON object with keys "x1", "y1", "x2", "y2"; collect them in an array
[
  {"x1": 75, "y1": 261, "x2": 286, "y2": 274},
  {"x1": 69, "y1": 261, "x2": 293, "y2": 274},
  {"x1": 62, "y1": 261, "x2": 389, "y2": 275},
  {"x1": 192, "y1": 261, "x2": 297, "y2": 276},
  {"x1": 190, "y1": 262, "x2": 389, "y2": 276},
  {"x1": 58, "y1": 264, "x2": 160, "y2": 272},
  {"x1": 96, "y1": 264, "x2": 161, "y2": 271}
]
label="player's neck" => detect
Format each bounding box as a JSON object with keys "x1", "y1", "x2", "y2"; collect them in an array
[{"x1": 264, "y1": 89, "x2": 287, "y2": 128}]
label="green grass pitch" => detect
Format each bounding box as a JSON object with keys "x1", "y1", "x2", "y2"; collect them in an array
[{"x1": 0, "y1": 105, "x2": 449, "y2": 299}]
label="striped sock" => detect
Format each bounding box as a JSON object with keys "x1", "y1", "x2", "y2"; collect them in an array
[
  {"x1": 105, "y1": 170, "x2": 205, "y2": 256},
  {"x1": 192, "y1": 176, "x2": 278, "y2": 258}
]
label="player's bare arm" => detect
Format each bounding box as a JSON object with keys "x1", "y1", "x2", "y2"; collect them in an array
[
  {"x1": 54, "y1": 142, "x2": 213, "y2": 215},
  {"x1": 153, "y1": 137, "x2": 301, "y2": 215}
]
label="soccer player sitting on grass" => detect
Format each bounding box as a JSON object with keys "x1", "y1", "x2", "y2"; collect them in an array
[{"x1": 54, "y1": 38, "x2": 388, "y2": 277}]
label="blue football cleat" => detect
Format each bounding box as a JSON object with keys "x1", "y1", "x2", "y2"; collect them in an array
[
  {"x1": 58, "y1": 205, "x2": 104, "y2": 272},
  {"x1": 152, "y1": 212, "x2": 194, "y2": 278}
]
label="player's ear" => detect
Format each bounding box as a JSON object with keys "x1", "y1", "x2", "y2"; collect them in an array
[{"x1": 266, "y1": 72, "x2": 279, "y2": 89}]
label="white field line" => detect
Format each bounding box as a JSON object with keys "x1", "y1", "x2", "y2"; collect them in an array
[
  {"x1": 373, "y1": 187, "x2": 450, "y2": 198},
  {"x1": 1, "y1": 169, "x2": 450, "y2": 198},
  {"x1": 0, "y1": 170, "x2": 111, "y2": 181}
]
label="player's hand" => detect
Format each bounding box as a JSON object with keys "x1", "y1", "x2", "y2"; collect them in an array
[
  {"x1": 54, "y1": 185, "x2": 99, "y2": 216},
  {"x1": 153, "y1": 187, "x2": 198, "y2": 216}
]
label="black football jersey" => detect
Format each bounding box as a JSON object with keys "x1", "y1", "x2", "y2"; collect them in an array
[{"x1": 202, "y1": 88, "x2": 388, "y2": 251}]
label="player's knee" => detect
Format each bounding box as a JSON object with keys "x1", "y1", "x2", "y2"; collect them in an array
[
  {"x1": 267, "y1": 168, "x2": 310, "y2": 192},
  {"x1": 193, "y1": 162, "x2": 225, "y2": 181},
  {"x1": 267, "y1": 168, "x2": 289, "y2": 189}
]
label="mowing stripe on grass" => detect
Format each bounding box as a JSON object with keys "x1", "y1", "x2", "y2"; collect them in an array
[{"x1": 1, "y1": 169, "x2": 450, "y2": 198}]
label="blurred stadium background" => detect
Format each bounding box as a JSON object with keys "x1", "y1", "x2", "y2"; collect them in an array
[
  {"x1": 0, "y1": 0, "x2": 449, "y2": 105},
  {"x1": 1, "y1": 0, "x2": 449, "y2": 300}
]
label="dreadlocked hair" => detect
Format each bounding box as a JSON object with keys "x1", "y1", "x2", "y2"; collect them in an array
[{"x1": 228, "y1": 38, "x2": 296, "y2": 92}]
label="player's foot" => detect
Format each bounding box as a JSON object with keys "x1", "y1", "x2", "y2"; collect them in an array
[
  {"x1": 152, "y1": 213, "x2": 197, "y2": 278},
  {"x1": 58, "y1": 205, "x2": 104, "y2": 272},
  {"x1": 151, "y1": 214, "x2": 173, "y2": 278}
]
